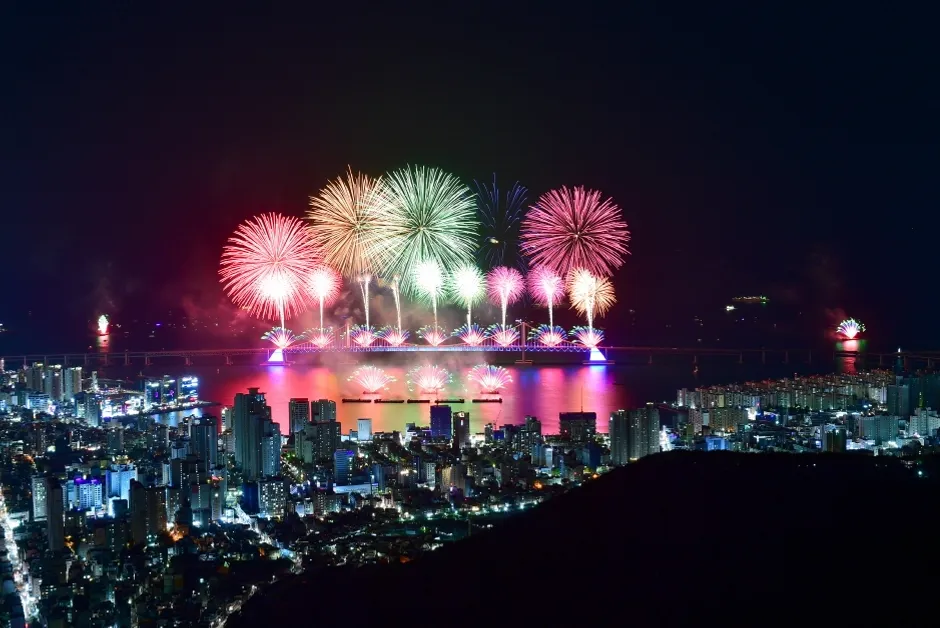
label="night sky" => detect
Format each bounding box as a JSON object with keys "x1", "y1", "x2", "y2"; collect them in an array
[{"x1": 2, "y1": 4, "x2": 937, "y2": 350}]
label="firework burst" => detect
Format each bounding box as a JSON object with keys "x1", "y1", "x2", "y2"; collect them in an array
[
  {"x1": 377, "y1": 326, "x2": 409, "y2": 347},
  {"x1": 567, "y1": 269, "x2": 616, "y2": 330},
  {"x1": 219, "y1": 213, "x2": 320, "y2": 327},
  {"x1": 520, "y1": 186, "x2": 630, "y2": 277},
  {"x1": 529, "y1": 324, "x2": 567, "y2": 347},
  {"x1": 408, "y1": 364, "x2": 452, "y2": 394},
  {"x1": 487, "y1": 266, "x2": 525, "y2": 328},
  {"x1": 474, "y1": 175, "x2": 527, "y2": 269},
  {"x1": 307, "y1": 328, "x2": 334, "y2": 349},
  {"x1": 307, "y1": 167, "x2": 386, "y2": 278},
  {"x1": 488, "y1": 324, "x2": 520, "y2": 347},
  {"x1": 97, "y1": 314, "x2": 109, "y2": 335},
  {"x1": 836, "y1": 318, "x2": 866, "y2": 339},
  {"x1": 527, "y1": 266, "x2": 565, "y2": 328},
  {"x1": 454, "y1": 324, "x2": 488, "y2": 346},
  {"x1": 418, "y1": 325, "x2": 448, "y2": 347},
  {"x1": 448, "y1": 263, "x2": 486, "y2": 327},
  {"x1": 349, "y1": 365, "x2": 396, "y2": 394},
  {"x1": 468, "y1": 364, "x2": 512, "y2": 393},
  {"x1": 262, "y1": 327, "x2": 309, "y2": 350},
  {"x1": 307, "y1": 265, "x2": 342, "y2": 330},
  {"x1": 373, "y1": 165, "x2": 478, "y2": 296},
  {"x1": 414, "y1": 259, "x2": 446, "y2": 328},
  {"x1": 571, "y1": 326, "x2": 604, "y2": 349},
  {"x1": 349, "y1": 324, "x2": 376, "y2": 348}
]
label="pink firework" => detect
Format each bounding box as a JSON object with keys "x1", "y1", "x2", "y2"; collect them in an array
[
  {"x1": 307, "y1": 328, "x2": 333, "y2": 349},
  {"x1": 349, "y1": 366, "x2": 396, "y2": 394},
  {"x1": 262, "y1": 327, "x2": 308, "y2": 350},
  {"x1": 307, "y1": 265, "x2": 342, "y2": 330},
  {"x1": 530, "y1": 324, "x2": 566, "y2": 347},
  {"x1": 468, "y1": 364, "x2": 512, "y2": 393},
  {"x1": 418, "y1": 325, "x2": 448, "y2": 347},
  {"x1": 219, "y1": 213, "x2": 321, "y2": 327},
  {"x1": 349, "y1": 325, "x2": 376, "y2": 348},
  {"x1": 520, "y1": 186, "x2": 630, "y2": 278},
  {"x1": 526, "y1": 266, "x2": 565, "y2": 328},
  {"x1": 408, "y1": 364, "x2": 452, "y2": 393},
  {"x1": 377, "y1": 326, "x2": 410, "y2": 347},
  {"x1": 454, "y1": 324, "x2": 487, "y2": 346},
  {"x1": 488, "y1": 324, "x2": 520, "y2": 347},
  {"x1": 486, "y1": 266, "x2": 525, "y2": 327},
  {"x1": 571, "y1": 326, "x2": 604, "y2": 349}
]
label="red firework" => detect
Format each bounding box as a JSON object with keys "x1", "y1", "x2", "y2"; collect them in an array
[
  {"x1": 486, "y1": 266, "x2": 525, "y2": 328},
  {"x1": 520, "y1": 186, "x2": 630, "y2": 277},
  {"x1": 219, "y1": 213, "x2": 321, "y2": 325}
]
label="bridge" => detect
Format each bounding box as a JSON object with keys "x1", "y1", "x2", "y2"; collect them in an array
[{"x1": 0, "y1": 345, "x2": 936, "y2": 368}]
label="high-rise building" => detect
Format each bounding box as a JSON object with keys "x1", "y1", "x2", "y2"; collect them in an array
[
  {"x1": 261, "y1": 419, "x2": 281, "y2": 477},
  {"x1": 333, "y1": 450, "x2": 355, "y2": 486},
  {"x1": 357, "y1": 418, "x2": 372, "y2": 442},
  {"x1": 107, "y1": 425, "x2": 125, "y2": 455},
  {"x1": 822, "y1": 426, "x2": 847, "y2": 453},
  {"x1": 63, "y1": 367, "x2": 82, "y2": 400},
  {"x1": 520, "y1": 416, "x2": 542, "y2": 454},
  {"x1": 221, "y1": 406, "x2": 232, "y2": 431},
  {"x1": 258, "y1": 478, "x2": 287, "y2": 517},
  {"x1": 609, "y1": 410, "x2": 629, "y2": 466},
  {"x1": 189, "y1": 415, "x2": 219, "y2": 467},
  {"x1": 130, "y1": 480, "x2": 167, "y2": 545},
  {"x1": 559, "y1": 412, "x2": 597, "y2": 444},
  {"x1": 233, "y1": 388, "x2": 272, "y2": 481},
  {"x1": 300, "y1": 420, "x2": 341, "y2": 464},
  {"x1": 628, "y1": 404, "x2": 660, "y2": 461},
  {"x1": 312, "y1": 399, "x2": 337, "y2": 422},
  {"x1": 45, "y1": 477, "x2": 64, "y2": 552},
  {"x1": 289, "y1": 398, "x2": 311, "y2": 434},
  {"x1": 610, "y1": 405, "x2": 660, "y2": 464},
  {"x1": 453, "y1": 411, "x2": 471, "y2": 451},
  {"x1": 431, "y1": 405, "x2": 452, "y2": 440},
  {"x1": 32, "y1": 475, "x2": 47, "y2": 522},
  {"x1": 857, "y1": 415, "x2": 897, "y2": 445},
  {"x1": 887, "y1": 383, "x2": 911, "y2": 418},
  {"x1": 44, "y1": 365, "x2": 63, "y2": 402},
  {"x1": 24, "y1": 363, "x2": 44, "y2": 392},
  {"x1": 106, "y1": 463, "x2": 138, "y2": 504}
]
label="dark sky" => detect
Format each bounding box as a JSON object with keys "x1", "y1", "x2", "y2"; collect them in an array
[{"x1": 1, "y1": 3, "x2": 937, "y2": 349}]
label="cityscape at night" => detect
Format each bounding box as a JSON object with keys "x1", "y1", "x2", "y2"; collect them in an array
[{"x1": 2, "y1": 3, "x2": 939, "y2": 627}]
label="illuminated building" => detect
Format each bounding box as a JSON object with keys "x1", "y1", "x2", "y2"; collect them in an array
[
  {"x1": 261, "y1": 419, "x2": 281, "y2": 478},
  {"x1": 107, "y1": 425, "x2": 125, "y2": 455},
  {"x1": 312, "y1": 399, "x2": 336, "y2": 422},
  {"x1": 130, "y1": 480, "x2": 167, "y2": 544},
  {"x1": 190, "y1": 415, "x2": 219, "y2": 467},
  {"x1": 857, "y1": 416, "x2": 897, "y2": 445},
  {"x1": 178, "y1": 376, "x2": 198, "y2": 402},
  {"x1": 430, "y1": 405, "x2": 452, "y2": 440},
  {"x1": 559, "y1": 412, "x2": 596, "y2": 444},
  {"x1": 63, "y1": 366, "x2": 82, "y2": 401},
  {"x1": 610, "y1": 405, "x2": 660, "y2": 464},
  {"x1": 258, "y1": 478, "x2": 287, "y2": 517},
  {"x1": 43, "y1": 365, "x2": 63, "y2": 402},
  {"x1": 453, "y1": 411, "x2": 471, "y2": 451},
  {"x1": 67, "y1": 477, "x2": 103, "y2": 510},
  {"x1": 31, "y1": 475, "x2": 47, "y2": 522},
  {"x1": 822, "y1": 426, "x2": 847, "y2": 453},
  {"x1": 106, "y1": 463, "x2": 138, "y2": 513},
  {"x1": 357, "y1": 418, "x2": 372, "y2": 442},
  {"x1": 234, "y1": 388, "x2": 272, "y2": 481},
  {"x1": 333, "y1": 450, "x2": 355, "y2": 486},
  {"x1": 300, "y1": 420, "x2": 341, "y2": 465},
  {"x1": 289, "y1": 398, "x2": 310, "y2": 434}
]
